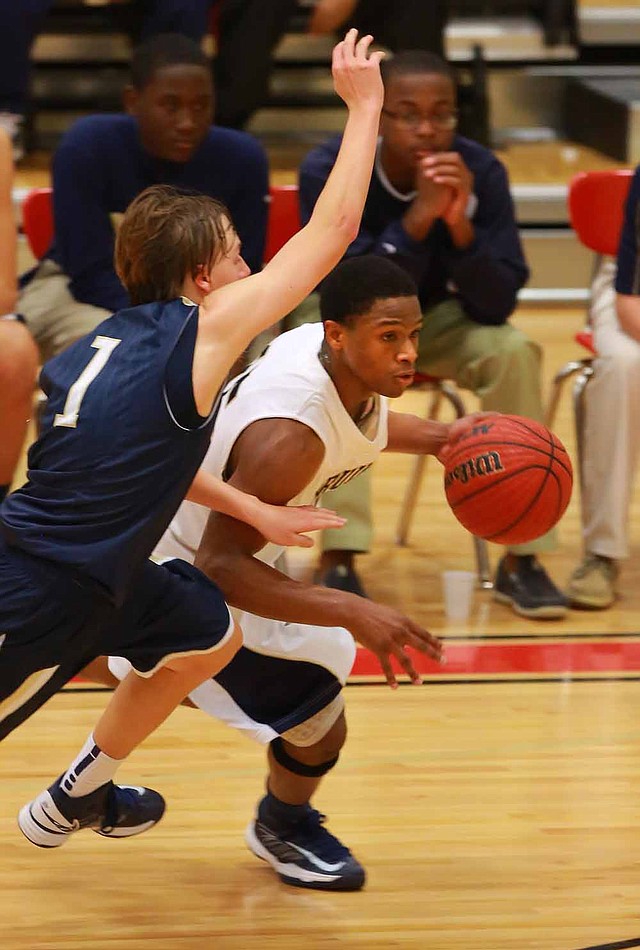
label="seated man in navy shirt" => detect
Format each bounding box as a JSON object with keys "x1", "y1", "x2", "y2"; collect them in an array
[
  {"x1": 18, "y1": 31, "x2": 268, "y2": 362},
  {"x1": 0, "y1": 1, "x2": 213, "y2": 162},
  {"x1": 292, "y1": 50, "x2": 567, "y2": 619}
]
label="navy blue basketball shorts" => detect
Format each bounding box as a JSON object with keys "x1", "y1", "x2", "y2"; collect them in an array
[
  {"x1": 0, "y1": 541, "x2": 233, "y2": 741},
  {"x1": 109, "y1": 561, "x2": 357, "y2": 747},
  {"x1": 101, "y1": 557, "x2": 234, "y2": 677}
]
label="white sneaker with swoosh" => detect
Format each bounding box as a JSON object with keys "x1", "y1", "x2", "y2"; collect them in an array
[{"x1": 245, "y1": 799, "x2": 365, "y2": 891}]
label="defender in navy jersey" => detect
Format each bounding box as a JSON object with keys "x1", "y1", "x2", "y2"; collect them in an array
[{"x1": 0, "y1": 30, "x2": 387, "y2": 850}]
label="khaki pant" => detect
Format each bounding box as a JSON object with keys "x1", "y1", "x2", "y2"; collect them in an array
[
  {"x1": 582, "y1": 260, "x2": 640, "y2": 559},
  {"x1": 289, "y1": 294, "x2": 556, "y2": 557},
  {"x1": 19, "y1": 261, "x2": 112, "y2": 362}
]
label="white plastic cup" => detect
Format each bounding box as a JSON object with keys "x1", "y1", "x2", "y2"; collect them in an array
[{"x1": 441, "y1": 570, "x2": 475, "y2": 623}]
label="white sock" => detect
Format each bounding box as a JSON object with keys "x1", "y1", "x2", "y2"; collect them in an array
[{"x1": 60, "y1": 733, "x2": 122, "y2": 797}]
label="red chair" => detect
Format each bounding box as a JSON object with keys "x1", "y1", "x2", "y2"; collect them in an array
[
  {"x1": 265, "y1": 183, "x2": 300, "y2": 262},
  {"x1": 21, "y1": 187, "x2": 53, "y2": 260},
  {"x1": 545, "y1": 170, "x2": 633, "y2": 480},
  {"x1": 21, "y1": 184, "x2": 301, "y2": 264}
]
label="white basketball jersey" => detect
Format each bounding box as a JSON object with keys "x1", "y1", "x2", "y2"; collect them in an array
[{"x1": 156, "y1": 322, "x2": 389, "y2": 566}]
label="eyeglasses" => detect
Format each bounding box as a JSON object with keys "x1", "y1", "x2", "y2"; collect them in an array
[{"x1": 381, "y1": 108, "x2": 458, "y2": 131}]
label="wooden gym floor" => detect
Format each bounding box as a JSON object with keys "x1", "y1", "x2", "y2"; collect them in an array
[
  {"x1": 5, "y1": 306, "x2": 640, "y2": 950},
  {"x1": 5, "y1": 142, "x2": 640, "y2": 948}
]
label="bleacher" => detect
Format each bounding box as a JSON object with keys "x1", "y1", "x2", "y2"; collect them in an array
[{"x1": 17, "y1": 0, "x2": 640, "y2": 300}]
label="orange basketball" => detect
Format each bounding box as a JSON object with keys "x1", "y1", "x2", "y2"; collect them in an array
[{"x1": 443, "y1": 414, "x2": 573, "y2": 545}]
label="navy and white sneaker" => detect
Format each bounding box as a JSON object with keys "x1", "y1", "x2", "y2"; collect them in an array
[
  {"x1": 246, "y1": 798, "x2": 366, "y2": 891},
  {"x1": 18, "y1": 776, "x2": 165, "y2": 848}
]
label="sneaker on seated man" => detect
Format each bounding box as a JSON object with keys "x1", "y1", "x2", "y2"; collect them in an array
[{"x1": 566, "y1": 553, "x2": 619, "y2": 610}]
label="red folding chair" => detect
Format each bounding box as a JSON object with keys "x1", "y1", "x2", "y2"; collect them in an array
[
  {"x1": 21, "y1": 187, "x2": 53, "y2": 260},
  {"x1": 22, "y1": 184, "x2": 301, "y2": 264},
  {"x1": 264, "y1": 183, "x2": 300, "y2": 262},
  {"x1": 545, "y1": 169, "x2": 633, "y2": 480}
]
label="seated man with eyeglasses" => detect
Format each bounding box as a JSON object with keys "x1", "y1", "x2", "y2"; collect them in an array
[{"x1": 291, "y1": 49, "x2": 567, "y2": 619}]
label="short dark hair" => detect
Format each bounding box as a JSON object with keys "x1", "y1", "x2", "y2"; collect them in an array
[
  {"x1": 130, "y1": 33, "x2": 210, "y2": 90},
  {"x1": 381, "y1": 50, "x2": 455, "y2": 87},
  {"x1": 116, "y1": 185, "x2": 230, "y2": 305},
  {"x1": 320, "y1": 256, "x2": 418, "y2": 325}
]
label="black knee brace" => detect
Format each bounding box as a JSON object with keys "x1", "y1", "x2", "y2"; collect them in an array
[{"x1": 270, "y1": 736, "x2": 339, "y2": 778}]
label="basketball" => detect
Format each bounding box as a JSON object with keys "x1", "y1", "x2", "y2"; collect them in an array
[{"x1": 443, "y1": 414, "x2": 573, "y2": 545}]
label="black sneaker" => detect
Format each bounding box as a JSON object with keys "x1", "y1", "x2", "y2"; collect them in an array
[
  {"x1": 246, "y1": 799, "x2": 366, "y2": 891},
  {"x1": 318, "y1": 564, "x2": 368, "y2": 598},
  {"x1": 494, "y1": 555, "x2": 568, "y2": 619},
  {"x1": 18, "y1": 777, "x2": 165, "y2": 848}
]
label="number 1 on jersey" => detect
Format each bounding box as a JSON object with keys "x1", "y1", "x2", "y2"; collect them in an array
[{"x1": 54, "y1": 335, "x2": 121, "y2": 428}]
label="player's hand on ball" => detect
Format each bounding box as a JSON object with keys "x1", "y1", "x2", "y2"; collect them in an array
[
  {"x1": 347, "y1": 601, "x2": 443, "y2": 688},
  {"x1": 437, "y1": 411, "x2": 501, "y2": 464}
]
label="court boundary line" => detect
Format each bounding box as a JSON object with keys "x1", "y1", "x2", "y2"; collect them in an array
[
  {"x1": 63, "y1": 674, "x2": 640, "y2": 694},
  {"x1": 574, "y1": 937, "x2": 640, "y2": 950},
  {"x1": 441, "y1": 631, "x2": 640, "y2": 641}
]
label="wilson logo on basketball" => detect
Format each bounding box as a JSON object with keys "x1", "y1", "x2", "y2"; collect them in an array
[{"x1": 444, "y1": 451, "x2": 505, "y2": 487}]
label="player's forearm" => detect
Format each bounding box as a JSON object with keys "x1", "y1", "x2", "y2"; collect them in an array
[
  {"x1": 385, "y1": 412, "x2": 451, "y2": 455},
  {"x1": 196, "y1": 545, "x2": 358, "y2": 629},
  {"x1": 308, "y1": 104, "x2": 381, "y2": 255},
  {"x1": 186, "y1": 470, "x2": 263, "y2": 526}
]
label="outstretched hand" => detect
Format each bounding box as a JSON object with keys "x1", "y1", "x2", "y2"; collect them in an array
[
  {"x1": 347, "y1": 599, "x2": 444, "y2": 688},
  {"x1": 332, "y1": 28, "x2": 384, "y2": 112},
  {"x1": 253, "y1": 502, "x2": 346, "y2": 549}
]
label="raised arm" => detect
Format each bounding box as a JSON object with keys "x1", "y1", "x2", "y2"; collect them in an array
[{"x1": 192, "y1": 30, "x2": 384, "y2": 411}]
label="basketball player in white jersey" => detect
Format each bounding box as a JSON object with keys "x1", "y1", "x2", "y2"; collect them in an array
[{"x1": 99, "y1": 256, "x2": 484, "y2": 890}]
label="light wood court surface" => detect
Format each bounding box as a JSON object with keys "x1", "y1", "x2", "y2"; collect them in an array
[
  {"x1": 6, "y1": 144, "x2": 640, "y2": 949},
  {"x1": 5, "y1": 309, "x2": 640, "y2": 950},
  {"x1": 4, "y1": 681, "x2": 640, "y2": 950}
]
